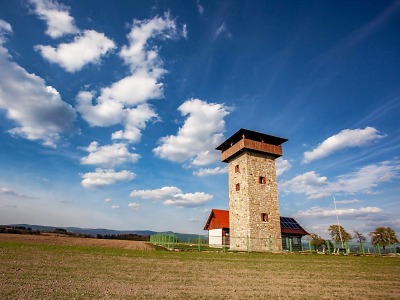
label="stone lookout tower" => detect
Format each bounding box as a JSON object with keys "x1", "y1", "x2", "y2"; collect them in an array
[{"x1": 216, "y1": 128, "x2": 287, "y2": 252}]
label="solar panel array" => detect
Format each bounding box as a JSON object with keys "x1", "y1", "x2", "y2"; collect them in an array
[{"x1": 280, "y1": 217, "x2": 303, "y2": 229}]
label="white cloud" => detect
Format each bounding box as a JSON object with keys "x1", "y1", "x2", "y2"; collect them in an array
[
  {"x1": 0, "y1": 19, "x2": 12, "y2": 34},
  {"x1": 81, "y1": 141, "x2": 140, "y2": 168},
  {"x1": 104, "y1": 198, "x2": 113, "y2": 203},
  {"x1": 295, "y1": 206, "x2": 382, "y2": 218},
  {"x1": 153, "y1": 99, "x2": 231, "y2": 166},
  {"x1": 276, "y1": 158, "x2": 292, "y2": 177},
  {"x1": 0, "y1": 39, "x2": 77, "y2": 147},
  {"x1": 29, "y1": 0, "x2": 79, "y2": 38},
  {"x1": 111, "y1": 205, "x2": 120, "y2": 209},
  {"x1": 128, "y1": 202, "x2": 140, "y2": 209},
  {"x1": 335, "y1": 199, "x2": 362, "y2": 204},
  {"x1": 36, "y1": 30, "x2": 116, "y2": 72},
  {"x1": 164, "y1": 192, "x2": 213, "y2": 207},
  {"x1": 130, "y1": 186, "x2": 182, "y2": 200},
  {"x1": 75, "y1": 91, "x2": 124, "y2": 127},
  {"x1": 76, "y1": 14, "x2": 182, "y2": 142},
  {"x1": 130, "y1": 186, "x2": 213, "y2": 207},
  {"x1": 303, "y1": 127, "x2": 385, "y2": 163},
  {"x1": 193, "y1": 166, "x2": 228, "y2": 177},
  {"x1": 111, "y1": 104, "x2": 159, "y2": 142},
  {"x1": 81, "y1": 169, "x2": 135, "y2": 189},
  {"x1": 280, "y1": 160, "x2": 400, "y2": 199}
]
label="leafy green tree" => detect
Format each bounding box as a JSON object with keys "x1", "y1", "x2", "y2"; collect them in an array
[
  {"x1": 353, "y1": 231, "x2": 367, "y2": 243},
  {"x1": 328, "y1": 225, "x2": 352, "y2": 246},
  {"x1": 310, "y1": 233, "x2": 325, "y2": 251},
  {"x1": 369, "y1": 227, "x2": 399, "y2": 250}
]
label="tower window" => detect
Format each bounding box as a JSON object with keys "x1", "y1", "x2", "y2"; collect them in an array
[
  {"x1": 235, "y1": 183, "x2": 240, "y2": 191},
  {"x1": 259, "y1": 176, "x2": 266, "y2": 184},
  {"x1": 235, "y1": 165, "x2": 240, "y2": 173},
  {"x1": 261, "y1": 213, "x2": 268, "y2": 222}
]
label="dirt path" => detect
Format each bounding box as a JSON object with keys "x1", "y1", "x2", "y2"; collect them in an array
[{"x1": 0, "y1": 233, "x2": 155, "y2": 251}]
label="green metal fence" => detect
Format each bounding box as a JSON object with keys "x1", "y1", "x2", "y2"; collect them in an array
[{"x1": 150, "y1": 233, "x2": 399, "y2": 255}]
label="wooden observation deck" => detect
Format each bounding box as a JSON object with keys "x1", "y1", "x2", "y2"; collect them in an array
[{"x1": 216, "y1": 128, "x2": 288, "y2": 162}]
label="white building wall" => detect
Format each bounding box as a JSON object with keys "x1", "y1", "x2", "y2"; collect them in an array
[{"x1": 208, "y1": 228, "x2": 223, "y2": 248}]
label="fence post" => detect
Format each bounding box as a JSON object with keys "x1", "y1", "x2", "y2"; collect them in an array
[
  {"x1": 345, "y1": 241, "x2": 349, "y2": 254},
  {"x1": 326, "y1": 240, "x2": 331, "y2": 255},
  {"x1": 309, "y1": 240, "x2": 312, "y2": 253},
  {"x1": 360, "y1": 242, "x2": 365, "y2": 255},
  {"x1": 289, "y1": 238, "x2": 293, "y2": 253},
  {"x1": 198, "y1": 235, "x2": 201, "y2": 252},
  {"x1": 377, "y1": 244, "x2": 381, "y2": 256},
  {"x1": 223, "y1": 236, "x2": 226, "y2": 253}
]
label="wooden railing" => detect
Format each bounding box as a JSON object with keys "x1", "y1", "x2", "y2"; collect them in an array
[{"x1": 220, "y1": 138, "x2": 282, "y2": 162}]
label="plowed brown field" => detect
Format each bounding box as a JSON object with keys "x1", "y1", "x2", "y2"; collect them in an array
[
  {"x1": 1, "y1": 233, "x2": 399, "y2": 299},
  {"x1": 0, "y1": 233, "x2": 155, "y2": 250}
]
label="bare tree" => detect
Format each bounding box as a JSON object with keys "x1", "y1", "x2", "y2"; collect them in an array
[{"x1": 353, "y1": 230, "x2": 367, "y2": 243}]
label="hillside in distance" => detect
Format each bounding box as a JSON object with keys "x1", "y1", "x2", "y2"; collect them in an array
[{"x1": 6, "y1": 224, "x2": 204, "y2": 241}]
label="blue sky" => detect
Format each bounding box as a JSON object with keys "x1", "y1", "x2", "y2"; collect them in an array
[{"x1": 0, "y1": 0, "x2": 399, "y2": 239}]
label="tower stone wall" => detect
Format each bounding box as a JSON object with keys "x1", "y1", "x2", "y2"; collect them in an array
[
  {"x1": 217, "y1": 128, "x2": 287, "y2": 252},
  {"x1": 229, "y1": 152, "x2": 282, "y2": 252}
]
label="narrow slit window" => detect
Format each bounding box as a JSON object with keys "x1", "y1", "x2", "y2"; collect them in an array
[
  {"x1": 261, "y1": 213, "x2": 268, "y2": 222},
  {"x1": 235, "y1": 183, "x2": 240, "y2": 191},
  {"x1": 235, "y1": 165, "x2": 240, "y2": 173},
  {"x1": 259, "y1": 176, "x2": 266, "y2": 184}
]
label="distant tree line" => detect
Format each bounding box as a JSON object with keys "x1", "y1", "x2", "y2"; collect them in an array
[
  {"x1": 0, "y1": 225, "x2": 41, "y2": 235},
  {"x1": 310, "y1": 225, "x2": 399, "y2": 252},
  {"x1": 0, "y1": 225, "x2": 92, "y2": 238},
  {"x1": 96, "y1": 233, "x2": 150, "y2": 241}
]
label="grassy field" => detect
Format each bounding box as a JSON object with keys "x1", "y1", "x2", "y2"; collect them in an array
[{"x1": 1, "y1": 234, "x2": 399, "y2": 299}]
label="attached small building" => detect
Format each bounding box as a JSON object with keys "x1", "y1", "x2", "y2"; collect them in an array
[
  {"x1": 204, "y1": 209, "x2": 308, "y2": 251},
  {"x1": 203, "y1": 209, "x2": 230, "y2": 247}
]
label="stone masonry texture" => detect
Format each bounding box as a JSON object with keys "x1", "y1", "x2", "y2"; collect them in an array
[{"x1": 229, "y1": 151, "x2": 282, "y2": 252}]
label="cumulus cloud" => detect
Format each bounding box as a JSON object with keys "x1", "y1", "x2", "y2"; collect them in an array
[
  {"x1": 111, "y1": 104, "x2": 159, "y2": 142},
  {"x1": 295, "y1": 206, "x2": 382, "y2": 218},
  {"x1": 36, "y1": 30, "x2": 116, "y2": 72},
  {"x1": 280, "y1": 160, "x2": 400, "y2": 199},
  {"x1": 0, "y1": 35, "x2": 77, "y2": 147},
  {"x1": 29, "y1": 0, "x2": 79, "y2": 38},
  {"x1": 193, "y1": 166, "x2": 228, "y2": 177},
  {"x1": 130, "y1": 186, "x2": 182, "y2": 200},
  {"x1": 128, "y1": 202, "x2": 140, "y2": 209},
  {"x1": 303, "y1": 127, "x2": 385, "y2": 163},
  {"x1": 153, "y1": 99, "x2": 231, "y2": 166},
  {"x1": 130, "y1": 186, "x2": 213, "y2": 207},
  {"x1": 111, "y1": 205, "x2": 120, "y2": 209},
  {"x1": 276, "y1": 158, "x2": 292, "y2": 177},
  {"x1": 76, "y1": 14, "x2": 181, "y2": 142},
  {"x1": 81, "y1": 168, "x2": 135, "y2": 189},
  {"x1": 164, "y1": 192, "x2": 213, "y2": 207},
  {"x1": 80, "y1": 141, "x2": 140, "y2": 168}
]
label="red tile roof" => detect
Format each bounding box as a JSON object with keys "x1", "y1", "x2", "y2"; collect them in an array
[{"x1": 203, "y1": 209, "x2": 229, "y2": 230}]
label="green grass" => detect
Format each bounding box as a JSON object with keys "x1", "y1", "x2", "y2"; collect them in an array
[{"x1": 1, "y1": 240, "x2": 400, "y2": 299}]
